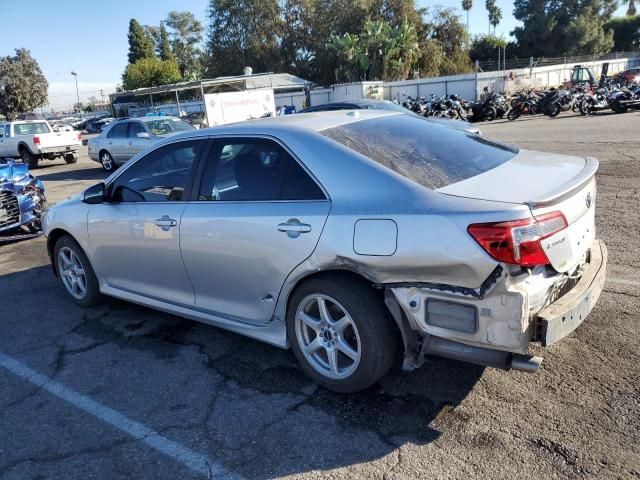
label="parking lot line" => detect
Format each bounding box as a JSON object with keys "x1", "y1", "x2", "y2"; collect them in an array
[
  {"x1": 607, "y1": 278, "x2": 640, "y2": 287},
  {"x1": 0, "y1": 352, "x2": 242, "y2": 480}
]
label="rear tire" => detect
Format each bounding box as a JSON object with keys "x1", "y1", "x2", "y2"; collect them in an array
[
  {"x1": 287, "y1": 275, "x2": 397, "y2": 393},
  {"x1": 53, "y1": 235, "x2": 102, "y2": 307},
  {"x1": 507, "y1": 108, "x2": 520, "y2": 121},
  {"x1": 64, "y1": 153, "x2": 78, "y2": 164},
  {"x1": 547, "y1": 103, "x2": 561, "y2": 117},
  {"x1": 20, "y1": 148, "x2": 39, "y2": 169},
  {"x1": 482, "y1": 106, "x2": 497, "y2": 121}
]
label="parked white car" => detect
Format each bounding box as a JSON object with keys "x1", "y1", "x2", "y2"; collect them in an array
[
  {"x1": 0, "y1": 120, "x2": 81, "y2": 168},
  {"x1": 88, "y1": 116, "x2": 194, "y2": 172}
]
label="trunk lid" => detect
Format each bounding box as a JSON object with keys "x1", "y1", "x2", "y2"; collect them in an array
[{"x1": 438, "y1": 150, "x2": 598, "y2": 273}]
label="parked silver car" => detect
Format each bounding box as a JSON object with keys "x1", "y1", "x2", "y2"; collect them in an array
[
  {"x1": 88, "y1": 116, "x2": 194, "y2": 172},
  {"x1": 44, "y1": 110, "x2": 606, "y2": 393}
]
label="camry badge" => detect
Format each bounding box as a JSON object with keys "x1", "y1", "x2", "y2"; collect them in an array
[{"x1": 585, "y1": 192, "x2": 592, "y2": 208}]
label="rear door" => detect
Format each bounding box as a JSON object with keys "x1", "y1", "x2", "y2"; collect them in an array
[
  {"x1": 180, "y1": 136, "x2": 330, "y2": 324},
  {"x1": 0, "y1": 124, "x2": 9, "y2": 156},
  {"x1": 105, "y1": 122, "x2": 129, "y2": 162}
]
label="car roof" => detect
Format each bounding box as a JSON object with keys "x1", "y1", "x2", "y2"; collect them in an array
[
  {"x1": 152, "y1": 110, "x2": 400, "y2": 144},
  {"x1": 137, "y1": 115, "x2": 182, "y2": 121}
]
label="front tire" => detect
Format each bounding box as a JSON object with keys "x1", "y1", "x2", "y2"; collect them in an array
[
  {"x1": 99, "y1": 150, "x2": 115, "y2": 172},
  {"x1": 547, "y1": 103, "x2": 561, "y2": 117},
  {"x1": 54, "y1": 236, "x2": 102, "y2": 307},
  {"x1": 287, "y1": 275, "x2": 397, "y2": 393}
]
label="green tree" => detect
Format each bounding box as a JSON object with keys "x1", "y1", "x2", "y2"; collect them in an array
[
  {"x1": 127, "y1": 19, "x2": 155, "y2": 63},
  {"x1": 462, "y1": 0, "x2": 473, "y2": 31},
  {"x1": 205, "y1": 0, "x2": 281, "y2": 78},
  {"x1": 512, "y1": 0, "x2": 616, "y2": 57},
  {"x1": 122, "y1": 57, "x2": 181, "y2": 90},
  {"x1": 489, "y1": 5, "x2": 502, "y2": 34},
  {"x1": 605, "y1": 15, "x2": 640, "y2": 50},
  {"x1": 424, "y1": 8, "x2": 472, "y2": 76},
  {"x1": 627, "y1": 0, "x2": 637, "y2": 16},
  {"x1": 165, "y1": 11, "x2": 204, "y2": 79},
  {"x1": 470, "y1": 34, "x2": 507, "y2": 61},
  {"x1": 158, "y1": 23, "x2": 176, "y2": 62},
  {"x1": 0, "y1": 48, "x2": 48, "y2": 120}
]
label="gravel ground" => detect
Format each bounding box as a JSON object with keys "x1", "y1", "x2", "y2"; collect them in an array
[{"x1": 0, "y1": 112, "x2": 638, "y2": 479}]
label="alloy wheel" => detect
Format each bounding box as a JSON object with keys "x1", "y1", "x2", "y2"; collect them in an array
[
  {"x1": 295, "y1": 294, "x2": 361, "y2": 380},
  {"x1": 57, "y1": 247, "x2": 87, "y2": 300},
  {"x1": 100, "y1": 152, "x2": 114, "y2": 171}
]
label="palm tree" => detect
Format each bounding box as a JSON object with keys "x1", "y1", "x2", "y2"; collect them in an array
[
  {"x1": 489, "y1": 6, "x2": 502, "y2": 35},
  {"x1": 462, "y1": 0, "x2": 473, "y2": 32},
  {"x1": 627, "y1": 0, "x2": 637, "y2": 16}
]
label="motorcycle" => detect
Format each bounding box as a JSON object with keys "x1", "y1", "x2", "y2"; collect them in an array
[
  {"x1": 469, "y1": 92, "x2": 508, "y2": 122},
  {"x1": 545, "y1": 89, "x2": 574, "y2": 117},
  {"x1": 507, "y1": 90, "x2": 541, "y2": 120},
  {"x1": 608, "y1": 85, "x2": 640, "y2": 113},
  {"x1": 0, "y1": 158, "x2": 47, "y2": 239},
  {"x1": 579, "y1": 85, "x2": 613, "y2": 115}
]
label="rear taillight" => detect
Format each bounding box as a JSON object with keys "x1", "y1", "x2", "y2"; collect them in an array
[
  {"x1": 468, "y1": 211, "x2": 567, "y2": 267},
  {"x1": 33, "y1": 136, "x2": 40, "y2": 145}
]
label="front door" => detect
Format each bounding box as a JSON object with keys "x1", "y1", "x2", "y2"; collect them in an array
[
  {"x1": 87, "y1": 138, "x2": 207, "y2": 305},
  {"x1": 126, "y1": 121, "x2": 152, "y2": 158},
  {"x1": 180, "y1": 137, "x2": 330, "y2": 324}
]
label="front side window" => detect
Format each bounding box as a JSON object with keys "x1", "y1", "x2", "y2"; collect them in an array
[
  {"x1": 13, "y1": 122, "x2": 50, "y2": 135},
  {"x1": 109, "y1": 140, "x2": 204, "y2": 202},
  {"x1": 197, "y1": 138, "x2": 325, "y2": 202},
  {"x1": 128, "y1": 122, "x2": 146, "y2": 138},
  {"x1": 107, "y1": 122, "x2": 128, "y2": 139}
]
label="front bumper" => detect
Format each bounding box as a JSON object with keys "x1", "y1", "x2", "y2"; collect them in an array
[{"x1": 536, "y1": 239, "x2": 607, "y2": 346}]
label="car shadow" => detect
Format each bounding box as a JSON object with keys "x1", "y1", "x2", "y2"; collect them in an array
[
  {"x1": 36, "y1": 167, "x2": 106, "y2": 182},
  {"x1": 0, "y1": 263, "x2": 484, "y2": 478}
]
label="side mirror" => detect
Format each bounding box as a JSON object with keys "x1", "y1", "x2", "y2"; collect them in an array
[
  {"x1": 137, "y1": 132, "x2": 151, "y2": 139},
  {"x1": 82, "y1": 182, "x2": 105, "y2": 204}
]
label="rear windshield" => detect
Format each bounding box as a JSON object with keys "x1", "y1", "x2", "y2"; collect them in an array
[
  {"x1": 321, "y1": 114, "x2": 517, "y2": 189},
  {"x1": 13, "y1": 122, "x2": 50, "y2": 135},
  {"x1": 143, "y1": 118, "x2": 193, "y2": 136}
]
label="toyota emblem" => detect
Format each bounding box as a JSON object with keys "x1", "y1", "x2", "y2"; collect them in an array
[{"x1": 585, "y1": 192, "x2": 592, "y2": 208}]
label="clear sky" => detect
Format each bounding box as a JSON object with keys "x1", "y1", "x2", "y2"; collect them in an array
[{"x1": 1, "y1": 0, "x2": 628, "y2": 111}]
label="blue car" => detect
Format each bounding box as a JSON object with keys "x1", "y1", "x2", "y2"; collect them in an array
[{"x1": 0, "y1": 158, "x2": 46, "y2": 235}]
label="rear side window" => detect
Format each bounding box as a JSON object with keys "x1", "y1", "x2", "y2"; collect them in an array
[
  {"x1": 197, "y1": 138, "x2": 325, "y2": 201},
  {"x1": 108, "y1": 123, "x2": 128, "y2": 138},
  {"x1": 13, "y1": 122, "x2": 50, "y2": 135},
  {"x1": 128, "y1": 122, "x2": 145, "y2": 137},
  {"x1": 321, "y1": 114, "x2": 517, "y2": 189}
]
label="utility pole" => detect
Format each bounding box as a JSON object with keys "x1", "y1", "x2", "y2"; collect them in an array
[
  {"x1": 71, "y1": 71, "x2": 80, "y2": 112},
  {"x1": 100, "y1": 89, "x2": 104, "y2": 104}
]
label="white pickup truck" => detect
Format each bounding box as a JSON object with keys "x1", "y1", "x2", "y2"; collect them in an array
[{"x1": 0, "y1": 120, "x2": 81, "y2": 168}]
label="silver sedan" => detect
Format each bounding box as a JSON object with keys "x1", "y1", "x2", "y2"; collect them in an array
[
  {"x1": 88, "y1": 116, "x2": 194, "y2": 172},
  {"x1": 43, "y1": 110, "x2": 606, "y2": 393}
]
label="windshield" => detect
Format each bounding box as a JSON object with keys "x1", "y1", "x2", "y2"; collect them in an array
[
  {"x1": 143, "y1": 118, "x2": 194, "y2": 136},
  {"x1": 13, "y1": 122, "x2": 51, "y2": 135},
  {"x1": 321, "y1": 114, "x2": 517, "y2": 190}
]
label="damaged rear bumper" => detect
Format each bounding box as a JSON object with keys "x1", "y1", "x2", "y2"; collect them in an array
[
  {"x1": 385, "y1": 239, "x2": 607, "y2": 373},
  {"x1": 535, "y1": 239, "x2": 607, "y2": 346}
]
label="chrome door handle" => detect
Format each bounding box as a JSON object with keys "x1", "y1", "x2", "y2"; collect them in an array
[
  {"x1": 277, "y1": 219, "x2": 311, "y2": 238},
  {"x1": 154, "y1": 215, "x2": 177, "y2": 231}
]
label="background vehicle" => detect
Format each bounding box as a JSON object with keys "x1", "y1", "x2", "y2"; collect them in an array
[
  {"x1": 300, "y1": 99, "x2": 481, "y2": 134},
  {"x1": 45, "y1": 111, "x2": 605, "y2": 393},
  {"x1": 87, "y1": 116, "x2": 195, "y2": 171},
  {"x1": 0, "y1": 158, "x2": 46, "y2": 236},
  {"x1": 181, "y1": 111, "x2": 206, "y2": 129},
  {"x1": 0, "y1": 120, "x2": 81, "y2": 168}
]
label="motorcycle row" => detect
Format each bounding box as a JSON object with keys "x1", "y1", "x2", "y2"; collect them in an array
[{"x1": 399, "y1": 79, "x2": 640, "y2": 123}]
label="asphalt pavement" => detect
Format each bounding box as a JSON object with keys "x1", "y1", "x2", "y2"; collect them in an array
[{"x1": 0, "y1": 111, "x2": 638, "y2": 479}]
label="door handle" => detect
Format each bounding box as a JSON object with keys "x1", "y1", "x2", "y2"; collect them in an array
[
  {"x1": 277, "y1": 219, "x2": 311, "y2": 238},
  {"x1": 154, "y1": 215, "x2": 177, "y2": 231}
]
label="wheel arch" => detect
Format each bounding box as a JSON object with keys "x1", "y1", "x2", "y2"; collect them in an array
[
  {"x1": 18, "y1": 142, "x2": 34, "y2": 155},
  {"x1": 47, "y1": 228, "x2": 75, "y2": 276},
  {"x1": 280, "y1": 269, "x2": 407, "y2": 357}
]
